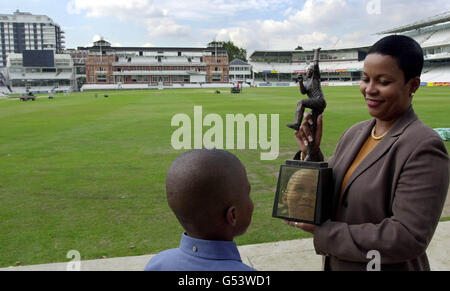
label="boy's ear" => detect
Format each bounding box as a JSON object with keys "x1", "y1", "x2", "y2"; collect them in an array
[{"x1": 226, "y1": 206, "x2": 237, "y2": 227}]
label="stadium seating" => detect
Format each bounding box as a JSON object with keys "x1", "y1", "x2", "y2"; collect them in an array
[
  {"x1": 411, "y1": 31, "x2": 436, "y2": 45},
  {"x1": 251, "y1": 61, "x2": 363, "y2": 74},
  {"x1": 9, "y1": 72, "x2": 73, "y2": 80},
  {"x1": 421, "y1": 65, "x2": 450, "y2": 82},
  {"x1": 9, "y1": 86, "x2": 72, "y2": 94},
  {"x1": 420, "y1": 28, "x2": 450, "y2": 47}
]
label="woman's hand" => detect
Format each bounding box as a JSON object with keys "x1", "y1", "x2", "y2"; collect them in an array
[
  {"x1": 283, "y1": 220, "x2": 315, "y2": 234},
  {"x1": 294, "y1": 113, "x2": 323, "y2": 155}
]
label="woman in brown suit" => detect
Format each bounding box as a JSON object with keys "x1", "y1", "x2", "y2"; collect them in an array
[{"x1": 286, "y1": 35, "x2": 449, "y2": 271}]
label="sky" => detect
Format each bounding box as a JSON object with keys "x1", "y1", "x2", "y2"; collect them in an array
[{"x1": 2, "y1": 0, "x2": 450, "y2": 55}]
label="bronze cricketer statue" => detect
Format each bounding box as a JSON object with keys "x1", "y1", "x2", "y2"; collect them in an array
[{"x1": 286, "y1": 48, "x2": 326, "y2": 161}]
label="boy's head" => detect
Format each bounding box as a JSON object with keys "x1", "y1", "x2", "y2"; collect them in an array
[{"x1": 166, "y1": 149, "x2": 253, "y2": 241}]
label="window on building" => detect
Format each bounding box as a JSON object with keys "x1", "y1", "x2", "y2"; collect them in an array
[
  {"x1": 8, "y1": 68, "x2": 22, "y2": 73},
  {"x1": 173, "y1": 76, "x2": 183, "y2": 82},
  {"x1": 26, "y1": 68, "x2": 41, "y2": 73},
  {"x1": 97, "y1": 75, "x2": 107, "y2": 83}
]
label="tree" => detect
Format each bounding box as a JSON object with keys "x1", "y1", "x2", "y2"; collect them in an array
[
  {"x1": 220, "y1": 41, "x2": 248, "y2": 63},
  {"x1": 295, "y1": 46, "x2": 304, "y2": 50}
]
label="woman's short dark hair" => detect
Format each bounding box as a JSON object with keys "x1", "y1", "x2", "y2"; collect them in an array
[{"x1": 368, "y1": 35, "x2": 424, "y2": 82}]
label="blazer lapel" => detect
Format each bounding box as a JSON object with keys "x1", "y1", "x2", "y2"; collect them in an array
[
  {"x1": 342, "y1": 107, "x2": 418, "y2": 197},
  {"x1": 331, "y1": 120, "x2": 374, "y2": 212}
]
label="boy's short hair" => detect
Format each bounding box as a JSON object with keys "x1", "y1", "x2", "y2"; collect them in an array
[
  {"x1": 166, "y1": 149, "x2": 247, "y2": 235},
  {"x1": 368, "y1": 35, "x2": 424, "y2": 82}
]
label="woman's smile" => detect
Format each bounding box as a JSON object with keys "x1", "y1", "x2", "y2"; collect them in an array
[{"x1": 365, "y1": 98, "x2": 385, "y2": 108}]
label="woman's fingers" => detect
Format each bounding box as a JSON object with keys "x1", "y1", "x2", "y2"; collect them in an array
[
  {"x1": 301, "y1": 113, "x2": 313, "y2": 143},
  {"x1": 295, "y1": 113, "x2": 324, "y2": 153},
  {"x1": 314, "y1": 114, "x2": 323, "y2": 151},
  {"x1": 294, "y1": 130, "x2": 307, "y2": 152},
  {"x1": 282, "y1": 220, "x2": 316, "y2": 234}
]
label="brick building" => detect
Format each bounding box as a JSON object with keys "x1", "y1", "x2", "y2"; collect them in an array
[{"x1": 81, "y1": 40, "x2": 229, "y2": 85}]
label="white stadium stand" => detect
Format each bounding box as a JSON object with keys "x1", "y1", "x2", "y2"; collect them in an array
[
  {"x1": 421, "y1": 29, "x2": 450, "y2": 47},
  {"x1": 8, "y1": 72, "x2": 73, "y2": 81},
  {"x1": 251, "y1": 60, "x2": 363, "y2": 73},
  {"x1": 9, "y1": 86, "x2": 72, "y2": 95},
  {"x1": 6, "y1": 52, "x2": 74, "y2": 94},
  {"x1": 249, "y1": 12, "x2": 450, "y2": 86},
  {"x1": 421, "y1": 65, "x2": 450, "y2": 82},
  {"x1": 381, "y1": 12, "x2": 450, "y2": 84}
]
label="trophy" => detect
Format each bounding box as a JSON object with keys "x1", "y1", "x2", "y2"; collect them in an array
[{"x1": 273, "y1": 48, "x2": 333, "y2": 225}]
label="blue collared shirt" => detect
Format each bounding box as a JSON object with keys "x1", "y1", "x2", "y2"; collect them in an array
[{"x1": 144, "y1": 233, "x2": 256, "y2": 271}]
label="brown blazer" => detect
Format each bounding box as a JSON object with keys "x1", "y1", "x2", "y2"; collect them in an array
[{"x1": 313, "y1": 107, "x2": 449, "y2": 271}]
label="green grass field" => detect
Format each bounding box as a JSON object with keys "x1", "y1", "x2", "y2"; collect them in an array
[{"x1": 0, "y1": 86, "x2": 449, "y2": 268}]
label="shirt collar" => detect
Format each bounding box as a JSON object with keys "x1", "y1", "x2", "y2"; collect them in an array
[{"x1": 179, "y1": 233, "x2": 243, "y2": 261}]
